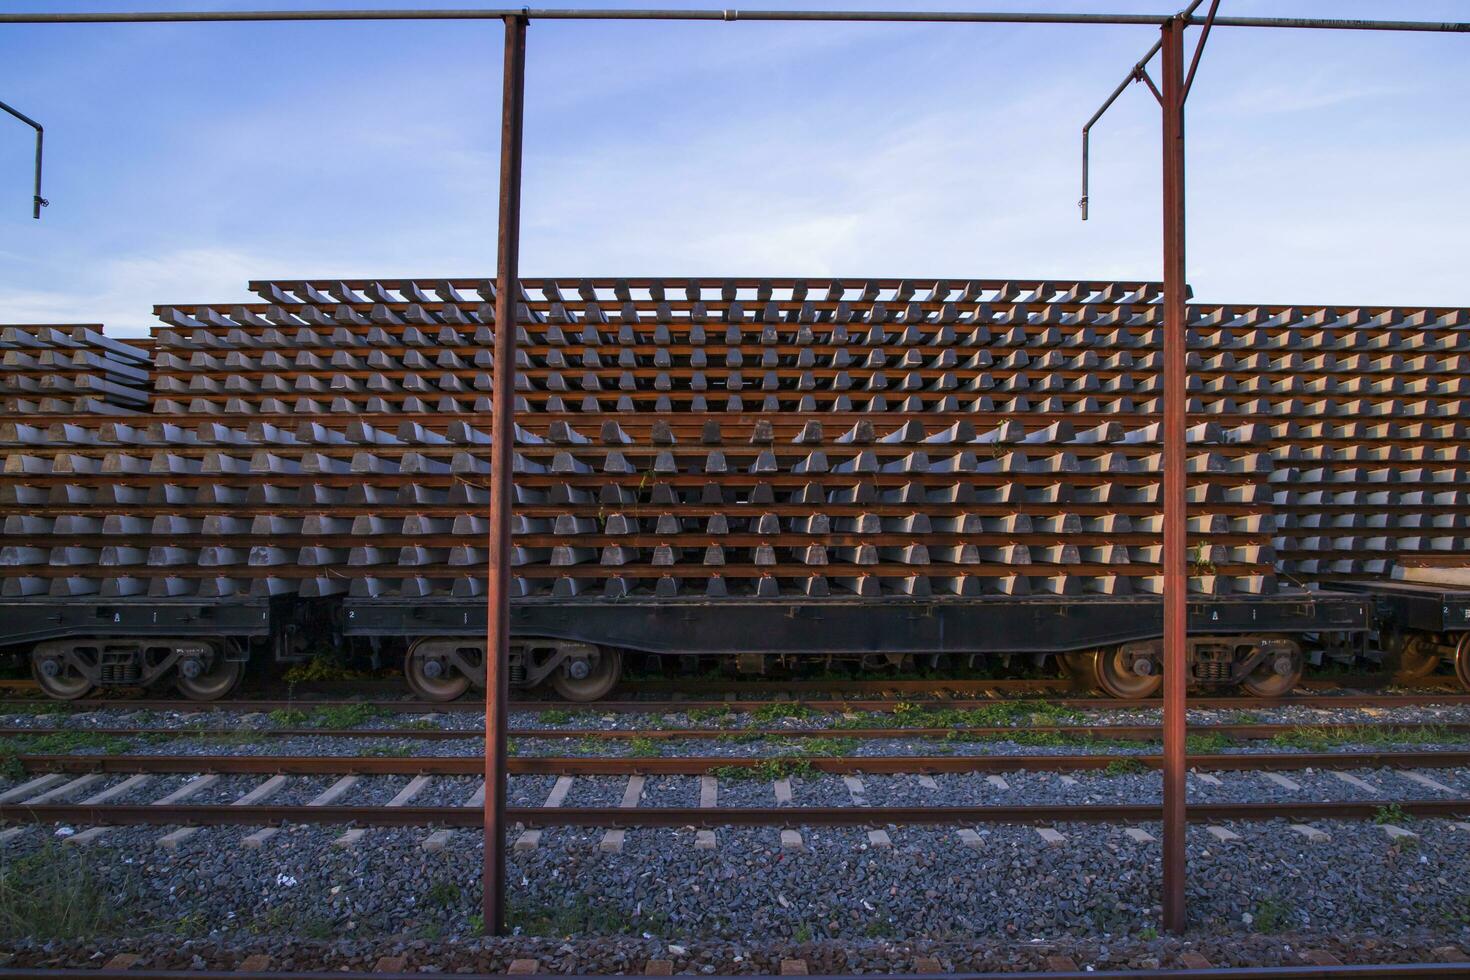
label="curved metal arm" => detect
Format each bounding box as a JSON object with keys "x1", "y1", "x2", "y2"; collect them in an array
[
  {"x1": 1079, "y1": 0, "x2": 1212, "y2": 221},
  {"x1": 0, "y1": 98, "x2": 47, "y2": 219}
]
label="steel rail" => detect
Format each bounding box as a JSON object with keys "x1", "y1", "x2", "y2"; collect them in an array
[
  {"x1": 2, "y1": 798, "x2": 1468, "y2": 829},
  {"x1": 592, "y1": 676, "x2": 1416, "y2": 694},
  {"x1": 2, "y1": 967, "x2": 1469, "y2": 980},
  {"x1": 13, "y1": 748, "x2": 1470, "y2": 776},
  {"x1": 1, "y1": 9, "x2": 1467, "y2": 31},
  {"x1": 4, "y1": 721, "x2": 1466, "y2": 742},
  {"x1": 3, "y1": 691, "x2": 1467, "y2": 713},
  {"x1": 7, "y1": 676, "x2": 1363, "y2": 700}
]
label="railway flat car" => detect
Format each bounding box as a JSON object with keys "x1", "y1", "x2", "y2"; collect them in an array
[{"x1": 2, "y1": 278, "x2": 1466, "y2": 699}]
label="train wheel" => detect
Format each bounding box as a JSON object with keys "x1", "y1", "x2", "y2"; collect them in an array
[
  {"x1": 1455, "y1": 634, "x2": 1470, "y2": 692},
  {"x1": 1075, "y1": 647, "x2": 1161, "y2": 700},
  {"x1": 30, "y1": 648, "x2": 93, "y2": 701},
  {"x1": 176, "y1": 652, "x2": 245, "y2": 702},
  {"x1": 1239, "y1": 642, "x2": 1304, "y2": 698},
  {"x1": 551, "y1": 648, "x2": 622, "y2": 702},
  {"x1": 1387, "y1": 634, "x2": 1441, "y2": 681},
  {"x1": 404, "y1": 643, "x2": 472, "y2": 702}
]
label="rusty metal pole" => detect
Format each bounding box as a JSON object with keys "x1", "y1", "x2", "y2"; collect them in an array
[
  {"x1": 1159, "y1": 13, "x2": 1189, "y2": 936},
  {"x1": 484, "y1": 11, "x2": 527, "y2": 938}
]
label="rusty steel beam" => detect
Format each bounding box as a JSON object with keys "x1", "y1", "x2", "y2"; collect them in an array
[
  {"x1": 484, "y1": 11, "x2": 528, "y2": 939},
  {"x1": 1, "y1": 9, "x2": 1467, "y2": 31},
  {"x1": 1158, "y1": 12, "x2": 1189, "y2": 937}
]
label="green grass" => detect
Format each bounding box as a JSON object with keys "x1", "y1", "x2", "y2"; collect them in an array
[
  {"x1": 0, "y1": 730, "x2": 137, "y2": 764},
  {"x1": 626, "y1": 737, "x2": 659, "y2": 758},
  {"x1": 298, "y1": 915, "x2": 337, "y2": 940},
  {"x1": 311, "y1": 704, "x2": 387, "y2": 729},
  {"x1": 0, "y1": 701, "x2": 71, "y2": 717},
  {"x1": 750, "y1": 702, "x2": 814, "y2": 723},
  {"x1": 281, "y1": 656, "x2": 370, "y2": 684},
  {"x1": 1374, "y1": 803, "x2": 1409, "y2": 825},
  {"x1": 796, "y1": 737, "x2": 858, "y2": 757},
  {"x1": 1102, "y1": 757, "x2": 1148, "y2": 776},
  {"x1": 425, "y1": 879, "x2": 461, "y2": 909},
  {"x1": 1269, "y1": 725, "x2": 1462, "y2": 752},
  {"x1": 1001, "y1": 729, "x2": 1101, "y2": 748},
  {"x1": 1185, "y1": 732, "x2": 1237, "y2": 753},
  {"x1": 686, "y1": 706, "x2": 734, "y2": 724},
  {"x1": 266, "y1": 704, "x2": 385, "y2": 730},
  {"x1": 1446, "y1": 896, "x2": 1470, "y2": 928},
  {"x1": 0, "y1": 844, "x2": 119, "y2": 939},
  {"x1": 172, "y1": 909, "x2": 212, "y2": 937},
  {"x1": 198, "y1": 730, "x2": 259, "y2": 747},
  {"x1": 1251, "y1": 895, "x2": 1291, "y2": 934},
  {"x1": 536, "y1": 709, "x2": 573, "y2": 725},
  {"x1": 509, "y1": 896, "x2": 667, "y2": 937},
  {"x1": 836, "y1": 699, "x2": 1081, "y2": 732},
  {"x1": 710, "y1": 758, "x2": 815, "y2": 782}
]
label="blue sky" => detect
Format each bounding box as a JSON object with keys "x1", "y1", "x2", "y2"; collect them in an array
[{"x1": 1, "y1": 0, "x2": 1467, "y2": 337}]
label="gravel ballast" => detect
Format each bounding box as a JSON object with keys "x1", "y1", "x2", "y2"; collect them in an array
[
  {"x1": 3, "y1": 696, "x2": 1469, "y2": 964},
  {"x1": 0, "y1": 767, "x2": 1466, "y2": 947}
]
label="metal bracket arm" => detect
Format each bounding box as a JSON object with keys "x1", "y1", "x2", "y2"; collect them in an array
[
  {"x1": 0, "y1": 97, "x2": 47, "y2": 219},
  {"x1": 1078, "y1": 0, "x2": 1210, "y2": 220}
]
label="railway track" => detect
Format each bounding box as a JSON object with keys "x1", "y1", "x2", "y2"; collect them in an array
[
  {"x1": 1, "y1": 673, "x2": 1460, "y2": 701},
  {"x1": 2, "y1": 744, "x2": 1465, "y2": 970},
  {"x1": 4, "y1": 744, "x2": 1470, "y2": 826},
  {"x1": 3, "y1": 798, "x2": 1470, "y2": 830},
  {"x1": 5, "y1": 720, "x2": 1469, "y2": 744},
  {"x1": 4, "y1": 691, "x2": 1470, "y2": 714},
  {"x1": 8, "y1": 749, "x2": 1470, "y2": 776}
]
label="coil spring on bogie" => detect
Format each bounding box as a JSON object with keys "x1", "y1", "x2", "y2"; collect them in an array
[
  {"x1": 1197, "y1": 660, "x2": 1231, "y2": 682},
  {"x1": 99, "y1": 662, "x2": 140, "y2": 685},
  {"x1": 509, "y1": 663, "x2": 526, "y2": 685}
]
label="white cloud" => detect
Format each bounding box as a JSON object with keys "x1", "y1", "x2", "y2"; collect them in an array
[
  {"x1": 0, "y1": 247, "x2": 276, "y2": 336},
  {"x1": 2, "y1": 0, "x2": 1467, "y2": 332}
]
